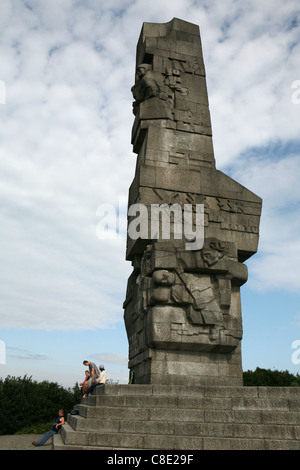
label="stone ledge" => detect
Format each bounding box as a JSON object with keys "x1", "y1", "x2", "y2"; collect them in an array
[{"x1": 54, "y1": 386, "x2": 300, "y2": 450}]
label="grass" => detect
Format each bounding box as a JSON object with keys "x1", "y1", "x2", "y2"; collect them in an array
[{"x1": 14, "y1": 421, "x2": 53, "y2": 435}]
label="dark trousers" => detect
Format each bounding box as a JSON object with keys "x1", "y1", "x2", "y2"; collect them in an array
[{"x1": 86, "y1": 382, "x2": 104, "y2": 395}]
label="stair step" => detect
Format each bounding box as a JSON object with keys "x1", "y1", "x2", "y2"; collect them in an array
[
  {"x1": 60, "y1": 421, "x2": 300, "y2": 450},
  {"x1": 94, "y1": 384, "x2": 300, "y2": 399},
  {"x1": 74, "y1": 403, "x2": 300, "y2": 425},
  {"x1": 76, "y1": 403, "x2": 205, "y2": 422},
  {"x1": 203, "y1": 437, "x2": 300, "y2": 451},
  {"x1": 83, "y1": 393, "x2": 300, "y2": 411},
  {"x1": 68, "y1": 414, "x2": 300, "y2": 440},
  {"x1": 53, "y1": 386, "x2": 300, "y2": 450}
]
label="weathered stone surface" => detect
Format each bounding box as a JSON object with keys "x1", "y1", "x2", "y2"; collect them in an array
[
  {"x1": 54, "y1": 385, "x2": 300, "y2": 450},
  {"x1": 123, "y1": 18, "x2": 262, "y2": 386}
]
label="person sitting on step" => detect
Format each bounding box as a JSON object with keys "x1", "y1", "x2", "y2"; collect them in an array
[{"x1": 83, "y1": 364, "x2": 106, "y2": 398}]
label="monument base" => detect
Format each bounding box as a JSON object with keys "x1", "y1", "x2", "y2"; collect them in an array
[
  {"x1": 54, "y1": 384, "x2": 300, "y2": 450},
  {"x1": 129, "y1": 346, "x2": 243, "y2": 386}
]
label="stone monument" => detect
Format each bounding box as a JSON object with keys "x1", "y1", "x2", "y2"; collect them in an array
[
  {"x1": 53, "y1": 19, "x2": 300, "y2": 452},
  {"x1": 123, "y1": 18, "x2": 262, "y2": 386}
]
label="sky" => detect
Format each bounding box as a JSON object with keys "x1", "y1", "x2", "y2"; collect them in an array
[{"x1": 0, "y1": 0, "x2": 300, "y2": 388}]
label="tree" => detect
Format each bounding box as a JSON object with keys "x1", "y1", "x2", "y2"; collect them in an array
[
  {"x1": 243, "y1": 367, "x2": 300, "y2": 386},
  {"x1": 0, "y1": 375, "x2": 81, "y2": 435}
]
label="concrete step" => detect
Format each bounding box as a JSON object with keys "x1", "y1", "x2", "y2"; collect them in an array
[
  {"x1": 68, "y1": 413, "x2": 300, "y2": 440},
  {"x1": 202, "y1": 437, "x2": 300, "y2": 450},
  {"x1": 53, "y1": 385, "x2": 300, "y2": 450},
  {"x1": 56, "y1": 421, "x2": 300, "y2": 450},
  {"x1": 76, "y1": 403, "x2": 205, "y2": 422},
  {"x1": 74, "y1": 403, "x2": 300, "y2": 425},
  {"x1": 83, "y1": 392, "x2": 300, "y2": 412},
  {"x1": 94, "y1": 384, "x2": 300, "y2": 399}
]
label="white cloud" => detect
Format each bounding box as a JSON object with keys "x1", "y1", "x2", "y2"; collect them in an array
[
  {"x1": 91, "y1": 353, "x2": 128, "y2": 366},
  {"x1": 7, "y1": 346, "x2": 48, "y2": 361},
  {"x1": 0, "y1": 0, "x2": 299, "y2": 331},
  {"x1": 232, "y1": 154, "x2": 300, "y2": 291}
]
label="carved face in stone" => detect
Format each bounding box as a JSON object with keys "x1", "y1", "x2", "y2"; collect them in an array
[
  {"x1": 200, "y1": 239, "x2": 226, "y2": 266},
  {"x1": 136, "y1": 64, "x2": 151, "y2": 80},
  {"x1": 152, "y1": 269, "x2": 175, "y2": 286},
  {"x1": 201, "y1": 248, "x2": 222, "y2": 266}
]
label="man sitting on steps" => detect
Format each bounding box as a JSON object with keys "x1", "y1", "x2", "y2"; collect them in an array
[
  {"x1": 83, "y1": 364, "x2": 106, "y2": 398},
  {"x1": 32, "y1": 410, "x2": 65, "y2": 447}
]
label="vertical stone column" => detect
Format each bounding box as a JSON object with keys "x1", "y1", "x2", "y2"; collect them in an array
[{"x1": 123, "y1": 18, "x2": 262, "y2": 386}]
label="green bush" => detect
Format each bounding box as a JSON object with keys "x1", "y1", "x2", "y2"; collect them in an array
[
  {"x1": 243, "y1": 367, "x2": 300, "y2": 387},
  {"x1": 0, "y1": 375, "x2": 81, "y2": 435}
]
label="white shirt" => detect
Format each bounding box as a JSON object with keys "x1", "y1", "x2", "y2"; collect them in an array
[{"x1": 97, "y1": 370, "x2": 107, "y2": 384}]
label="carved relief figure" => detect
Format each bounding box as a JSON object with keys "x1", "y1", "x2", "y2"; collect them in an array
[
  {"x1": 124, "y1": 238, "x2": 245, "y2": 357},
  {"x1": 201, "y1": 238, "x2": 226, "y2": 266},
  {"x1": 131, "y1": 64, "x2": 172, "y2": 115}
]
